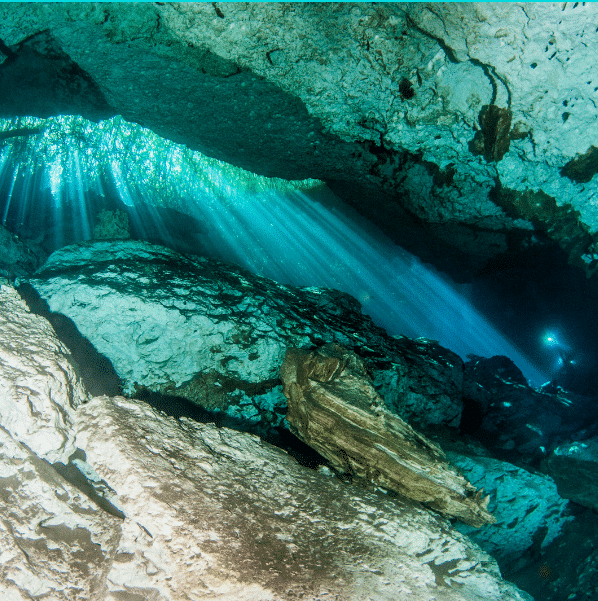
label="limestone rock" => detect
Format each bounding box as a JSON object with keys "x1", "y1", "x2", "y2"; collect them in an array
[
  {"x1": 0, "y1": 302, "x2": 534, "y2": 601},
  {"x1": 280, "y1": 343, "x2": 494, "y2": 528},
  {"x1": 26, "y1": 239, "x2": 378, "y2": 397},
  {"x1": 0, "y1": 284, "x2": 86, "y2": 462},
  {"x1": 66, "y1": 394, "x2": 529, "y2": 601},
  {"x1": 448, "y1": 452, "x2": 571, "y2": 573},
  {"x1": 0, "y1": 427, "x2": 122, "y2": 600},
  {"x1": 373, "y1": 335, "x2": 464, "y2": 430},
  {"x1": 0, "y1": 259, "x2": 533, "y2": 600},
  {"x1": 2, "y1": 3, "x2": 598, "y2": 276},
  {"x1": 545, "y1": 437, "x2": 598, "y2": 512},
  {"x1": 26, "y1": 240, "x2": 464, "y2": 435}
]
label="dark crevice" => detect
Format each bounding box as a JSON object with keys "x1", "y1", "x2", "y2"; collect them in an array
[
  {"x1": 561, "y1": 145, "x2": 598, "y2": 183},
  {"x1": 405, "y1": 13, "x2": 459, "y2": 64},
  {"x1": 0, "y1": 31, "x2": 111, "y2": 120},
  {"x1": 459, "y1": 396, "x2": 484, "y2": 435},
  {"x1": 133, "y1": 386, "x2": 329, "y2": 470},
  {"x1": 16, "y1": 282, "x2": 123, "y2": 397},
  {"x1": 50, "y1": 448, "x2": 126, "y2": 520},
  {"x1": 0, "y1": 37, "x2": 17, "y2": 63}
]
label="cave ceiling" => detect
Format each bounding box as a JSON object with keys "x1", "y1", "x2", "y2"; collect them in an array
[{"x1": 1, "y1": 2, "x2": 597, "y2": 280}]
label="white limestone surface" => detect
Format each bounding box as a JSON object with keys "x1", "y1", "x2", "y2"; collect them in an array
[
  {"x1": 70, "y1": 394, "x2": 533, "y2": 601},
  {"x1": 0, "y1": 284, "x2": 86, "y2": 462},
  {"x1": 404, "y1": 2, "x2": 598, "y2": 231},
  {"x1": 0, "y1": 426, "x2": 121, "y2": 601}
]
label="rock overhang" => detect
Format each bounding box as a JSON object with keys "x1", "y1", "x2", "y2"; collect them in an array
[{"x1": 1, "y1": 2, "x2": 598, "y2": 281}]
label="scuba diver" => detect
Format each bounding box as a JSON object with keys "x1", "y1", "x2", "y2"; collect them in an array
[{"x1": 541, "y1": 333, "x2": 581, "y2": 394}]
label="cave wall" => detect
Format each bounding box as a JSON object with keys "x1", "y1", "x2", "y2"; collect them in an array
[{"x1": 1, "y1": 2, "x2": 597, "y2": 279}]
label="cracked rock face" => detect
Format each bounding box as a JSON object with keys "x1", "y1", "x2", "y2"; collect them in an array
[
  {"x1": 0, "y1": 427, "x2": 122, "y2": 600},
  {"x1": 0, "y1": 290, "x2": 534, "y2": 600},
  {"x1": 1, "y1": 3, "x2": 597, "y2": 277},
  {"x1": 26, "y1": 240, "x2": 387, "y2": 401},
  {"x1": 0, "y1": 285, "x2": 86, "y2": 463}
]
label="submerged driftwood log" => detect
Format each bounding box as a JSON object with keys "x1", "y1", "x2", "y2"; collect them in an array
[{"x1": 281, "y1": 343, "x2": 495, "y2": 528}]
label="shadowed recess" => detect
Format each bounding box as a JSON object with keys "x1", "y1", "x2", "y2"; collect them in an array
[{"x1": 17, "y1": 281, "x2": 123, "y2": 397}]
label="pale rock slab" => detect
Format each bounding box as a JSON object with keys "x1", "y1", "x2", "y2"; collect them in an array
[
  {"x1": 27, "y1": 240, "x2": 367, "y2": 397},
  {"x1": 0, "y1": 426, "x2": 122, "y2": 601},
  {"x1": 0, "y1": 284, "x2": 86, "y2": 462},
  {"x1": 70, "y1": 394, "x2": 532, "y2": 601}
]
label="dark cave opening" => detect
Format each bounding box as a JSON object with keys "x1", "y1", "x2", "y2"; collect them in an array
[{"x1": 468, "y1": 241, "x2": 598, "y2": 397}]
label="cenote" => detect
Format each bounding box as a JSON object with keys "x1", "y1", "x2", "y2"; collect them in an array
[{"x1": 2, "y1": 4, "x2": 598, "y2": 601}]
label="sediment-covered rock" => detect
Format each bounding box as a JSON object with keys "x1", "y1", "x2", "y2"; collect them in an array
[
  {"x1": 280, "y1": 343, "x2": 494, "y2": 528},
  {"x1": 67, "y1": 394, "x2": 529, "y2": 601}
]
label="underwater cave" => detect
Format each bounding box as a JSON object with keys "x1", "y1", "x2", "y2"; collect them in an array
[{"x1": 1, "y1": 3, "x2": 598, "y2": 601}]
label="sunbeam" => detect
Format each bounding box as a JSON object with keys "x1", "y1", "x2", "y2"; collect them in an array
[
  {"x1": 0, "y1": 114, "x2": 548, "y2": 385},
  {"x1": 183, "y1": 185, "x2": 548, "y2": 385}
]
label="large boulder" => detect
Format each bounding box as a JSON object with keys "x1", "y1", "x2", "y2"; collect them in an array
[
  {"x1": 280, "y1": 343, "x2": 494, "y2": 528},
  {"x1": 26, "y1": 240, "x2": 465, "y2": 435},
  {"x1": 66, "y1": 394, "x2": 530, "y2": 601}
]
